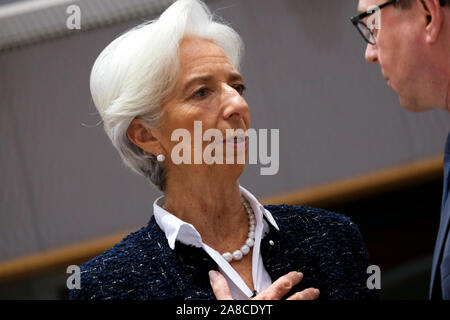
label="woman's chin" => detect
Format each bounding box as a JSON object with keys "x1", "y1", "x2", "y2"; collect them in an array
[{"x1": 215, "y1": 162, "x2": 247, "y2": 177}]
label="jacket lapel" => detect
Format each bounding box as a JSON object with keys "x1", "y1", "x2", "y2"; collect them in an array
[
  {"x1": 429, "y1": 143, "x2": 450, "y2": 299},
  {"x1": 147, "y1": 216, "x2": 217, "y2": 299},
  {"x1": 260, "y1": 213, "x2": 323, "y2": 294},
  {"x1": 174, "y1": 241, "x2": 218, "y2": 299},
  {"x1": 430, "y1": 193, "x2": 450, "y2": 298}
]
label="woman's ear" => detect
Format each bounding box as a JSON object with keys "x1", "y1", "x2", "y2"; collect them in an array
[
  {"x1": 126, "y1": 119, "x2": 163, "y2": 155},
  {"x1": 418, "y1": 0, "x2": 444, "y2": 43}
]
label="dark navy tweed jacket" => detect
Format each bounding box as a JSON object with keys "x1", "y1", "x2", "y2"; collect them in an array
[{"x1": 69, "y1": 204, "x2": 380, "y2": 300}]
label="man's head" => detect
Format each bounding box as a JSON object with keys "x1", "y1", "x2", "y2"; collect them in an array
[{"x1": 356, "y1": 0, "x2": 450, "y2": 112}]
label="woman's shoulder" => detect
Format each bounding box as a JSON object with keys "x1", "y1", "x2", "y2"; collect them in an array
[
  {"x1": 69, "y1": 219, "x2": 167, "y2": 300},
  {"x1": 264, "y1": 204, "x2": 378, "y2": 300},
  {"x1": 263, "y1": 204, "x2": 362, "y2": 245},
  {"x1": 264, "y1": 204, "x2": 355, "y2": 229}
]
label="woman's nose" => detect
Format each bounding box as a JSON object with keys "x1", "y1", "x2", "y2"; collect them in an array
[
  {"x1": 365, "y1": 43, "x2": 379, "y2": 63},
  {"x1": 222, "y1": 85, "x2": 249, "y2": 120}
]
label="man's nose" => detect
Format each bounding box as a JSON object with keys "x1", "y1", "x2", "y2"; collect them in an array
[
  {"x1": 365, "y1": 43, "x2": 378, "y2": 63},
  {"x1": 222, "y1": 85, "x2": 249, "y2": 120}
]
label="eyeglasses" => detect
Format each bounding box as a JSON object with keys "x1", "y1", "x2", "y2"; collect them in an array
[{"x1": 350, "y1": 0, "x2": 396, "y2": 45}]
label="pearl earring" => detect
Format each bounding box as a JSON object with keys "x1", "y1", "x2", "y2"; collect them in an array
[{"x1": 156, "y1": 154, "x2": 165, "y2": 162}]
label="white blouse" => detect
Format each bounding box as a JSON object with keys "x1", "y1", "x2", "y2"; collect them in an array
[{"x1": 153, "y1": 185, "x2": 280, "y2": 299}]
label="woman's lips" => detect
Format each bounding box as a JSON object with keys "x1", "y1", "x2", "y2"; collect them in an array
[{"x1": 223, "y1": 136, "x2": 248, "y2": 147}]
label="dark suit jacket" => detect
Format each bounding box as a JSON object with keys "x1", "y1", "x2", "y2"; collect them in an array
[
  {"x1": 430, "y1": 132, "x2": 450, "y2": 299},
  {"x1": 69, "y1": 204, "x2": 380, "y2": 300}
]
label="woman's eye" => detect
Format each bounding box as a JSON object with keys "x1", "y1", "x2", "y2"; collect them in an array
[
  {"x1": 233, "y1": 84, "x2": 246, "y2": 95},
  {"x1": 192, "y1": 87, "x2": 210, "y2": 99}
]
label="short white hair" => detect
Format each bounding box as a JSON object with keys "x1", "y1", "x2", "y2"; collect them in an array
[{"x1": 90, "y1": 0, "x2": 244, "y2": 191}]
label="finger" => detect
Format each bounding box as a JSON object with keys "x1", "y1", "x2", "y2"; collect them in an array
[
  {"x1": 254, "y1": 271, "x2": 303, "y2": 300},
  {"x1": 209, "y1": 270, "x2": 233, "y2": 300},
  {"x1": 286, "y1": 288, "x2": 320, "y2": 300}
]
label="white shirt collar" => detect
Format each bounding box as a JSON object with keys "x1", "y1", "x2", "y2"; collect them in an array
[{"x1": 153, "y1": 185, "x2": 280, "y2": 250}]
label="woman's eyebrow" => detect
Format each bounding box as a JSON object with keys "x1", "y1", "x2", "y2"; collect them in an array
[
  {"x1": 182, "y1": 74, "x2": 213, "y2": 92},
  {"x1": 182, "y1": 72, "x2": 243, "y2": 92}
]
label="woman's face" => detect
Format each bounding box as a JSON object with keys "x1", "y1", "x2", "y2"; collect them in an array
[{"x1": 157, "y1": 36, "x2": 250, "y2": 178}]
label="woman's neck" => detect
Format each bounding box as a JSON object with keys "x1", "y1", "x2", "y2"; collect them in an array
[{"x1": 163, "y1": 170, "x2": 248, "y2": 249}]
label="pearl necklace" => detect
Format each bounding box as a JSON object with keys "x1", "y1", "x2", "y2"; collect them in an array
[{"x1": 221, "y1": 196, "x2": 256, "y2": 262}]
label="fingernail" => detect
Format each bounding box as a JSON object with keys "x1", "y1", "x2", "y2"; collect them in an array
[
  {"x1": 297, "y1": 272, "x2": 303, "y2": 278},
  {"x1": 209, "y1": 270, "x2": 219, "y2": 283},
  {"x1": 314, "y1": 289, "x2": 320, "y2": 295}
]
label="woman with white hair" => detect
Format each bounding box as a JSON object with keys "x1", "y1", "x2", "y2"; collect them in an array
[{"x1": 69, "y1": 0, "x2": 378, "y2": 300}]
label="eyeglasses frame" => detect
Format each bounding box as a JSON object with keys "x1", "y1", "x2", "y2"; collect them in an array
[{"x1": 350, "y1": 0, "x2": 397, "y2": 45}]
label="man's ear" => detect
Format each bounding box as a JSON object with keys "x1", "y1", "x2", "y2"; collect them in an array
[
  {"x1": 126, "y1": 119, "x2": 163, "y2": 155},
  {"x1": 418, "y1": 0, "x2": 444, "y2": 43}
]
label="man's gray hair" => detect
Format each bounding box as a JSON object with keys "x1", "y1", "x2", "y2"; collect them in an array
[{"x1": 89, "y1": 0, "x2": 244, "y2": 191}]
